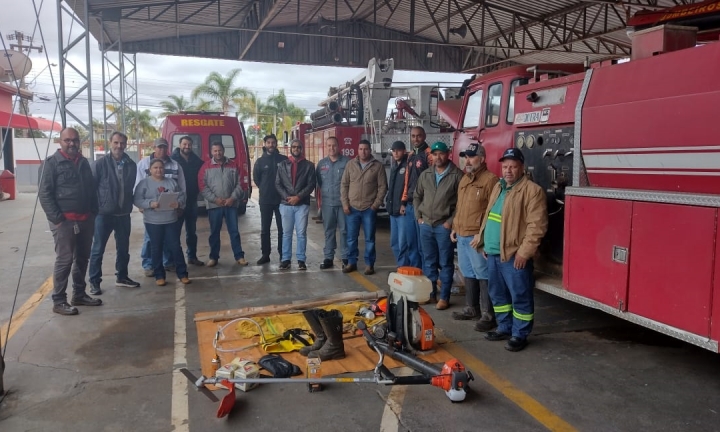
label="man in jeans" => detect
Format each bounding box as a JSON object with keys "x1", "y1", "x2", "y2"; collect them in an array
[
  {"x1": 450, "y1": 143, "x2": 498, "y2": 330},
  {"x1": 473, "y1": 148, "x2": 548, "y2": 352},
  {"x1": 400, "y1": 127, "x2": 432, "y2": 269},
  {"x1": 315, "y1": 136, "x2": 349, "y2": 270},
  {"x1": 136, "y1": 138, "x2": 186, "y2": 275},
  {"x1": 88, "y1": 131, "x2": 139, "y2": 295},
  {"x1": 340, "y1": 140, "x2": 388, "y2": 275},
  {"x1": 386, "y1": 140, "x2": 418, "y2": 268},
  {"x1": 275, "y1": 139, "x2": 316, "y2": 270},
  {"x1": 199, "y1": 142, "x2": 248, "y2": 267},
  {"x1": 38, "y1": 127, "x2": 102, "y2": 315},
  {"x1": 253, "y1": 134, "x2": 287, "y2": 265},
  {"x1": 171, "y1": 135, "x2": 205, "y2": 266},
  {"x1": 414, "y1": 142, "x2": 463, "y2": 309}
]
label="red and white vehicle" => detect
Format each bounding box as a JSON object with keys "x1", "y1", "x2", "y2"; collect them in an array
[
  {"x1": 441, "y1": 21, "x2": 720, "y2": 351},
  {"x1": 161, "y1": 112, "x2": 252, "y2": 215}
]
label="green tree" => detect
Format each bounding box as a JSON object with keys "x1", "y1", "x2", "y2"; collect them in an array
[
  {"x1": 194, "y1": 98, "x2": 220, "y2": 112},
  {"x1": 263, "y1": 90, "x2": 307, "y2": 136},
  {"x1": 159, "y1": 95, "x2": 193, "y2": 118},
  {"x1": 126, "y1": 109, "x2": 158, "y2": 143},
  {"x1": 191, "y1": 69, "x2": 250, "y2": 115}
]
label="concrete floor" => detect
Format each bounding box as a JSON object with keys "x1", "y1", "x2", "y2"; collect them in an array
[{"x1": 1, "y1": 192, "x2": 719, "y2": 432}]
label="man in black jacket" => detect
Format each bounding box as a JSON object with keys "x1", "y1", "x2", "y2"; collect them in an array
[
  {"x1": 171, "y1": 135, "x2": 205, "y2": 266},
  {"x1": 275, "y1": 139, "x2": 316, "y2": 270},
  {"x1": 253, "y1": 134, "x2": 288, "y2": 265},
  {"x1": 386, "y1": 140, "x2": 419, "y2": 268},
  {"x1": 39, "y1": 127, "x2": 102, "y2": 315},
  {"x1": 88, "y1": 131, "x2": 139, "y2": 295}
]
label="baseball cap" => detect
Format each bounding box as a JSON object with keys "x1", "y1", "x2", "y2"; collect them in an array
[
  {"x1": 459, "y1": 143, "x2": 485, "y2": 158},
  {"x1": 154, "y1": 138, "x2": 169, "y2": 147},
  {"x1": 390, "y1": 141, "x2": 406, "y2": 151},
  {"x1": 430, "y1": 141, "x2": 449, "y2": 153},
  {"x1": 499, "y1": 148, "x2": 524, "y2": 163}
]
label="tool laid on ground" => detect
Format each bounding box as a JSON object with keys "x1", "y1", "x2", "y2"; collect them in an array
[
  {"x1": 191, "y1": 319, "x2": 473, "y2": 418},
  {"x1": 385, "y1": 267, "x2": 436, "y2": 353}
]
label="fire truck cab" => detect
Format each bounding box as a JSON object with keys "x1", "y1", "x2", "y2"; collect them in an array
[
  {"x1": 161, "y1": 112, "x2": 252, "y2": 215},
  {"x1": 440, "y1": 23, "x2": 720, "y2": 352}
]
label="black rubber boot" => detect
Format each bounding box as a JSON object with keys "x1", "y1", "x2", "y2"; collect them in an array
[
  {"x1": 299, "y1": 309, "x2": 327, "y2": 356},
  {"x1": 452, "y1": 277, "x2": 480, "y2": 320},
  {"x1": 308, "y1": 310, "x2": 346, "y2": 361},
  {"x1": 474, "y1": 279, "x2": 497, "y2": 331}
]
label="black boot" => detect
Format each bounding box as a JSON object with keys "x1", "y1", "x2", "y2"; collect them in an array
[
  {"x1": 452, "y1": 277, "x2": 480, "y2": 320},
  {"x1": 308, "y1": 310, "x2": 346, "y2": 361},
  {"x1": 299, "y1": 309, "x2": 327, "y2": 356},
  {"x1": 474, "y1": 279, "x2": 497, "y2": 331}
]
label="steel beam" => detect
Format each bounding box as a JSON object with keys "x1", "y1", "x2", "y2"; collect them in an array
[
  {"x1": 57, "y1": 0, "x2": 94, "y2": 157},
  {"x1": 239, "y1": 0, "x2": 290, "y2": 59}
]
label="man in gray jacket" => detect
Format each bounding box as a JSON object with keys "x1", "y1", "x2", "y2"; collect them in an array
[
  {"x1": 414, "y1": 142, "x2": 463, "y2": 309},
  {"x1": 199, "y1": 142, "x2": 248, "y2": 267},
  {"x1": 315, "y1": 137, "x2": 349, "y2": 270},
  {"x1": 88, "y1": 131, "x2": 139, "y2": 295}
]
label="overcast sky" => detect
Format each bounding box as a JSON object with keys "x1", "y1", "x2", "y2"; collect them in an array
[{"x1": 1, "y1": 0, "x2": 468, "y2": 130}]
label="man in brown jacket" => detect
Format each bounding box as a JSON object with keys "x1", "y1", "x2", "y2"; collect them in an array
[
  {"x1": 450, "y1": 143, "x2": 498, "y2": 330},
  {"x1": 340, "y1": 140, "x2": 388, "y2": 275},
  {"x1": 472, "y1": 148, "x2": 548, "y2": 352},
  {"x1": 414, "y1": 142, "x2": 463, "y2": 309}
]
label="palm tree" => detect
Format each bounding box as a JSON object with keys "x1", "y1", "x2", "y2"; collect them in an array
[
  {"x1": 191, "y1": 69, "x2": 250, "y2": 115},
  {"x1": 159, "y1": 95, "x2": 193, "y2": 118},
  {"x1": 194, "y1": 98, "x2": 220, "y2": 112},
  {"x1": 263, "y1": 89, "x2": 307, "y2": 135},
  {"x1": 126, "y1": 109, "x2": 157, "y2": 143}
]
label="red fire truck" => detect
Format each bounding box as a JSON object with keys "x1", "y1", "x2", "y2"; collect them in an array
[
  {"x1": 440, "y1": 20, "x2": 720, "y2": 351},
  {"x1": 161, "y1": 112, "x2": 252, "y2": 215}
]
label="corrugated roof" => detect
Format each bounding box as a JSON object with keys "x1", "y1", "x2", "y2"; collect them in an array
[{"x1": 70, "y1": 0, "x2": 706, "y2": 72}]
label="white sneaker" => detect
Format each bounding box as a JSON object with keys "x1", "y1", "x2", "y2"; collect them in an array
[{"x1": 206, "y1": 259, "x2": 218, "y2": 267}]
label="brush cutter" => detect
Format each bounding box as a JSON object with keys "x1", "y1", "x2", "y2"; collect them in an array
[{"x1": 192, "y1": 320, "x2": 473, "y2": 417}]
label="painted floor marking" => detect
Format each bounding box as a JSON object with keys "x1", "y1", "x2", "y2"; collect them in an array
[
  {"x1": 170, "y1": 282, "x2": 190, "y2": 432},
  {"x1": 1, "y1": 276, "x2": 53, "y2": 350}
]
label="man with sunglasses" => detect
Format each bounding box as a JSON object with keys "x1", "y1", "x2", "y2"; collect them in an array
[
  {"x1": 275, "y1": 140, "x2": 316, "y2": 270},
  {"x1": 39, "y1": 127, "x2": 102, "y2": 315}
]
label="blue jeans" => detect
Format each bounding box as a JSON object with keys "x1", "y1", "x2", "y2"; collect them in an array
[
  {"x1": 419, "y1": 222, "x2": 454, "y2": 300},
  {"x1": 346, "y1": 207, "x2": 377, "y2": 266},
  {"x1": 89, "y1": 214, "x2": 131, "y2": 284},
  {"x1": 280, "y1": 204, "x2": 310, "y2": 262},
  {"x1": 208, "y1": 206, "x2": 244, "y2": 261},
  {"x1": 145, "y1": 222, "x2": 187, "y2": 280},
  {"x1": 142, "y1": 229, "x2": 172, "y2": 270},
  {"x1": 179, "y1": 200, "x2": 199, "y2": 260},
  {"x1": 487, "y1": 254, "x2": 535, "y2": 339},
  {"x1": 405, "y1": 204, "x2": 423, "y2": 269},
  {"x1": 390, "y1": 209, "x2": 422, "y2": 268},
  {"x1": 321, "y1": 204, "x2": 347, "y2": 261},
  {"x1": 457, "y1": 234, "x2": 488, "y2": 280}
]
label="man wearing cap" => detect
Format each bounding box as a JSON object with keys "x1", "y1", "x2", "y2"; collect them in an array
[
  {"x1": 136, "y1": 137, "x2": 187, "y2": 276},
  {"x1": 472, "y1": 148, "x2": 548, "y2": 352},
  {"x1": 414, "y1": 141, "x2": 463, "y2": 309},
  {"x1": 340, "y1": 139, "x2": 388, "y2": 275},
  {"x1": 400, "y1": 126, "x2": 433, "y2": 268},
  {"x1": 450, "y1": 143, "x2": 498, "y2": 330},
  {"x1": 386, "y1": 140, "x2": 418, "y2": 268},
  {"x1": 316, "y1": 136, "x2": 349, "y2": 270}
]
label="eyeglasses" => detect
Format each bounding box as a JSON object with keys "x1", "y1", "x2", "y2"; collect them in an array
[
  {"x1": 291, "y1": 146, "x2": 301, "y2": 149},
  {"x1": 62, "y1": 138, "x2": 80, "y2": 144}
]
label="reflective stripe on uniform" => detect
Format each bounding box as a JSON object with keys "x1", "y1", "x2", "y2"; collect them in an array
[
  {"x1": 493, "y1": 304, "x2": 512, "y2": 313},
  {"x1": 513, "y1": 310, "x2": 534, "y2": 321},
  {"x1": 488, "y1": 212, "x2": 502, "y2": 223}
]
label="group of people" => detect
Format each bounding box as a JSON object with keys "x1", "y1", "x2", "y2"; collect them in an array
[
  {"x1": 39, "y1": 127, "x2": 248, "y2": 316},
  {"x1": 384, "y1": 127, "x2": 548, "y2": 352},
  {"x1": 40, "y1": 125, "x2": 548, "y2": 351}
]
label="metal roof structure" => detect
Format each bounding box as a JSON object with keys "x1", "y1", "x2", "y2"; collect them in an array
[{"x1": 68, "y1": 0, "x2": 700, "y2": 74}]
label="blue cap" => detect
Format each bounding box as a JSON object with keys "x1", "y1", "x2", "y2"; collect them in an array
[
  {"x1": 499, "y1": 148, "x2": 524, "y2": 163},
  {"x1": 430, "y1": 141, "x2": 449, "y2": 153}
]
